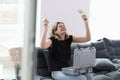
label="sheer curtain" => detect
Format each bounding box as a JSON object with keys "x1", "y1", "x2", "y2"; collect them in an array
[{"x1": 89, "y1": 0, "x2": 120, "y2": 41}]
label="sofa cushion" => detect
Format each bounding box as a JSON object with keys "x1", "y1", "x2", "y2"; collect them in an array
[
  {"x1": 103, "y1": 38, "x2": 120, "y2": 60},
  {"x1": 112, "y1": 59, "x2": 120, "y2": 70},
  {"x1": 112, "y1": 59, "x2": 120, "y2": 64},
  {"x1": 106, "y1": 71, "x2": 120, "y2": 80},
  {"x1": 93, "y1": 71, "x2": 110, "y2": 76},
  {"x1": 113, "y1": 63, "x2": 120, "y2": 70},
  {"x1": 91, "y1": 40, "x2": 110, "y2": 59},
  {"x1": 96, "y1": 49, "x2": 110, "y2": 59},
  {"x1": 94, "y1": 58, "x2": 116, "y2": 71},
  {"x1": 94, "y1": 75, "x2": 112, "y2": 80}
]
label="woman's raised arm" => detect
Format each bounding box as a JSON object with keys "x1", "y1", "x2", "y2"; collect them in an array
[
  {"x1": 40, "y1": 17, "x2": 52, "y2": 49},
  {"x1": 73, "y1": 13, "x2": 91, "y2": 43}
]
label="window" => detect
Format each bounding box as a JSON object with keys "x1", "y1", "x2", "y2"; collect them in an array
[
  {"x1": 0, "y1": 0, "x2": 24, "y2": 79},
  {"x1": 0, "y1": 0, "x2": 24, "y2": 49},
  {"x1": 89, "y1": 0, "x2": 120, "y2": 41}
]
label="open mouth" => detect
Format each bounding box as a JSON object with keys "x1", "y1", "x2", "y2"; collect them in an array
[{"x1": 61, "y1": 28, "x2": 66, "y2": 31}]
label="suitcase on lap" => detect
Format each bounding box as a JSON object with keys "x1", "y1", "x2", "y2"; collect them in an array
[{"x1": 62, "y1": 47, "x2": 96, "y2": 75}]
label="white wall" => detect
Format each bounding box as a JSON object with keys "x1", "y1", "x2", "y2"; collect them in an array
[
  {"x1": 89, "y1": 0, "x2": 120, "y2": 41},
  {"x1": 40, "y1": 0, "x2": 91, "y2": 37}
]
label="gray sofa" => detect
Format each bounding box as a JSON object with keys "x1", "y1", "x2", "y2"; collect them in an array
[{"x1": 36, "y1": 37, "x2": 120, "y2": 80}]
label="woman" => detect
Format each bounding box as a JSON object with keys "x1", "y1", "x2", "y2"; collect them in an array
[{"x1": 40, "y1": 13, "x2": 93, "y2": 80}]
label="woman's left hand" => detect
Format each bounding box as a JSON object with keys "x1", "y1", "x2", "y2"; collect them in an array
[{"x1": 82, "y1": 14, "x2": 88, "y2": 22}]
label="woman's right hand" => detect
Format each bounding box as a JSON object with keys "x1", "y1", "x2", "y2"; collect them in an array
[{"x1": 42, "y1": 17, "x2": 49, "y2": 30}]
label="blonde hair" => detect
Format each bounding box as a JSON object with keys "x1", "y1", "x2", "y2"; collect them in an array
[{"x1": 50, "y1": 22, "x2": 69, "y2": 40}]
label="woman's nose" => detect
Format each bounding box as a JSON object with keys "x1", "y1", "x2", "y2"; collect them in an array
[{"x1": 62, "y1": 25, "x2": 65, "y2": 28}]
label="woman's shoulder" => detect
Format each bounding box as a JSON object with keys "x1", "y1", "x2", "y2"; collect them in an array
[
  {"x1": 66, "y1": 35, "x2": 73, "y2": 40},
  {"x1": 69, "y1": 35, "x2": 73, "y2": 38},
  {"x1": 49, "y1": 36, "x2": 56, "y2": 40},
  {"x1": 65, "y1": 35, "x2": 73, "y2": 43},
  {"x1": 48, "y1": 36, "x2": 57, "y2": 43}
]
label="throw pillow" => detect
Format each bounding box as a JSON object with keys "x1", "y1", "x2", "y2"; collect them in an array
[
  {"x1": 94, "y1": 58, "x2": 116, "y2": 71},
  {"x1": 103, "y1": 38, "x2": 120, "y2": 59},
  {"x1": 91, "y1": 40, "x2": 110, "y2": 59}
]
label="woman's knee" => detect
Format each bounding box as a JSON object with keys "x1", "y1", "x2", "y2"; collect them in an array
[
  {"x1": 78, "y1": 74, "x2": 87, "y2": 80},
  {"x1": 51, "y1": 71, "x2": 88, "y2": 80}
]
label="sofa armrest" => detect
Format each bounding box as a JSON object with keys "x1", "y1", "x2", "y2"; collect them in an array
[
  {"x1": 43, "y1": 49, "x2": 51, "y2": 72},
  {"x1": 37, "y1": 48, "x2": 51, "y2": 77}
]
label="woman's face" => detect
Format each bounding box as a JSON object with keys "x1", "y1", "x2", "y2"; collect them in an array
[{"x1": 55, "y1": 23, "x2": 67, "y2": 35}]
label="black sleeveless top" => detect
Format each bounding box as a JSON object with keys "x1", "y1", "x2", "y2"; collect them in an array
[{"x1": 48, "y1": 35, "x2": 73, "y2": 71}]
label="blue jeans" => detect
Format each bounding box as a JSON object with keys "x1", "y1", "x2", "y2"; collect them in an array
[
  {"x1": 52, "y1": 71, "x2": 93, "y2": 80},
  {"x1": 85, "y1": 73, "x2": 93, "y2": 80}
]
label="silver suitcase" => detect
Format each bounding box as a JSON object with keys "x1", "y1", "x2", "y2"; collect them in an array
[
  {"x1": 73, "y1": 47, "x2": 96, "y2": 69},
  {"x1": 62, "y1": 47, "x2": 96, "y2": 75}
]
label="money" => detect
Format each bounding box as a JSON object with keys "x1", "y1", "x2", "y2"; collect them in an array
[{"x1": 42, "y1": 16, "x2": 49, "y2": 23}]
